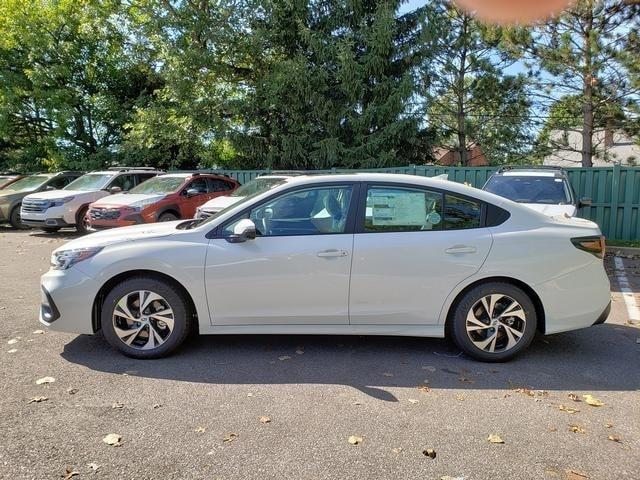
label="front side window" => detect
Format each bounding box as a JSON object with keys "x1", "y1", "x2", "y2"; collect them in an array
[
  {"x1": 48, "y1": 176, "x2": 73, "y2": 189},
  {"x1": 223, "y1": 186, "x2": 353, "y2": 237},
  {"x1": 108, "y1": 174, "x2": 135, "y2": 191},
  {"x1": 364, "y1": 187, "x2": 443, "y2": 232},
  {"x1": 186, "y1": 178, "x2": 209, "y2": 194}
]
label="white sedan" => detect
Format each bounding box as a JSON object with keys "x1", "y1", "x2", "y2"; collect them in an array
[{"x1": 40, "y1": 174, "x2": 611, "y2": 362}]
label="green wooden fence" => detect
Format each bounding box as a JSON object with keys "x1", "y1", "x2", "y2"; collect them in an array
[{"x1": 210, "y1": 165, "x2": 640, "y2": 241}]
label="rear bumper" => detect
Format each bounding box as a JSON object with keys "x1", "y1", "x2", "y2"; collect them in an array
[{"x1": 535, "y1": 259, "x2": 611, "y2": 334}]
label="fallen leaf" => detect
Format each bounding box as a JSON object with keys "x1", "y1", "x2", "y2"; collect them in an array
[
  {"x1": 408, "y1": 399, "x2": 419, "y2": 404},
  {"x1": 64, "y1": 467, "x2": 79, "y2": 479},
  {"x1": 35, "y1": 376, "x2": 55, "y2": 385},
  {"x1": 195, "y1": 426, "x2": 206, "y2": 433},
  {"x1": 489, "y1": 368, "x2": 499, "y2": 373},
  {"x1": 247, "y1": 393, "x2": 254, "y2": 397},
  {"x1": 417, "y1": 385, "x2": 431, "y2": 393},
  {"x1": 278, "y1": 355, "x2": 291, "y2": 361},
  {"x1": 295, "y1": 349, "x2": 304, "y2": 355},
  {"x1": 27, "y1": 396, "x2": 48, "y2": 404},
  {"x1": 456, "y1": 394, "x2": 465, "y2": 401},
  {"x1": 7, "y1": 338, "x2": 19, "y2": 345},
  {"x1": 222, "y1": 433, "x2": 238, "y2": 443},
  {"x1": 421, "y1": 366, "x2": 436, "y2": 373},
  {"x1": 548, "y1": 426, "x2": 558, "y2": 432},
  {"x1": 458, "y1": 376, "x2": 474, "y2": 383},
  {"x1": 66, "y1": 388, "x2": 78, "y2": 395},
  {"x1": 7, "y1": 349, "x2": 17, "y2": 354},
  {"x1": 153, "y1": 403, "x2": 162, "y2": 409},
  {"x1": 568, "y1": 393, "x2": 580, "y2": 402},
  {"x1": 607, "y1": 434, "x2": 621, "y2": 443},
  {"x1": 87, "y1": 463, "x2": 100, "y2": 472},
  {"x1": 422, "y1": 448, "x2": 437, "y2": 459},
  {"x1": 382, "y1": 372, "x2": 394, "y2": 377},
  {"x1": 569, "y1": 424, "x2": 586, "y2": 434},
  {"x1": 605, "y1": 422, "x2": 613, "y2": 429},
  {"x1": 111, "y1": 402, "x2": 124, "y2": 409},
  {"x1": 582, "y1": 394, "x2": 605, "y2": 407},
  {"x1": 33, "y1": 330, "x2": 45, "y2": 335},
  {"x1": 259, "y1": 416, "x2": 271, "y2": 423},
  {"x1": 392, "y1": 447, "x2": 403, "y2": 454},
  {"x1": 565, "y1": 469, "x2": 589, "y2": 479},
  {"x1": 487, "y1": 434, "x2": 504, "y2": 444},
  {"x1": 102, "y1": 433, "x2": 122, "y2": 446},
  {"x1": 558, "y1": 404, "x2": 580, "y2": 414},
  {"x1": 348, "y1": 435, "x2": 363, "y2": 445}
]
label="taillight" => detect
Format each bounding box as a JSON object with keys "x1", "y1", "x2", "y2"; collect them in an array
[{"x1": 571, "y1": 235, "x2": 605, "y2": 259}]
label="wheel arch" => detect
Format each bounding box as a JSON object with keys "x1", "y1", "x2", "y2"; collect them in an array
[
  {"x1": 92, "y1": 269, "x2": 199, "y2": 333},
  {"x1": 157, "y1": 205, "x2": 181, "y2": 219},
  {"x1": 444, "y1": 276, "x2": 546, "y2": 336}
]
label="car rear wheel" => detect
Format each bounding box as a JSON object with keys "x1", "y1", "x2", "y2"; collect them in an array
[
  {"x1": 75, "y1": 206, "x2": 90, "y2": 233},
  {"x1": 101, "y1": 276, "x2": 192, "y2": 359},
  {"x1": 9, "y1": 205, "x2": 28, "y2": 229},
  {"x1": 158, "y1": 211, "x2": 179, "y2": 222},
  {"x1": 450, "y1": 282, "x2": 537, "y2": 362}
]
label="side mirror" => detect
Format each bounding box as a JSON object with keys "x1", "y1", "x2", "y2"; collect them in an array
[
  {"x1": 186, "y1": 188, "x2": 200, "y2": 198},
  {"x1": 45, "y1": 186, "x2": 56, "y2": 191},
  {"x1": 579, "y1": 197, "x2": 592, "y2": 208},
  {"x1": 226, "y1": 219, "x2": 257, "y2": 243},
  {"x1": 109, "y1": 186, "x2": 122, "y2": 194}
]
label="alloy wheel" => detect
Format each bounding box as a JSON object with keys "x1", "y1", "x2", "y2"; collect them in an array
[
  {"x1": 112, "y1": 290, "x2": 175, "y2": 350},
  {"x1": 465, "y1": 294, "x2": 527, "y2": 353}
]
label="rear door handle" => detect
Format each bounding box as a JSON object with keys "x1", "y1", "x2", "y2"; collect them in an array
[
  {"x1": 317, "y1": 249, "x2": 348, "y2": 258},
  {"x1": 445, "y1": 245, "x2": 477, "y2": 254}
]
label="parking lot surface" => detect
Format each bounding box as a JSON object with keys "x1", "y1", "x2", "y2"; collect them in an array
[{"x1": 1, "y1": 228, "x2": 639, "y2": 480}]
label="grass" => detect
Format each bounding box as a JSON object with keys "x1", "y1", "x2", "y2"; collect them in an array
[{"x1": 606, "y1": 239, "x2": 640, "y2": 248}]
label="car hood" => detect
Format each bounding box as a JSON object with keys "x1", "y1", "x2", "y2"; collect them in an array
[
  {"x1": 92, "y1": 193, "x2": 165, "y2": 207},
  {"x1": 520, "y1": 203, "x2": 577, "y2": 217},
  {"x1": 56, "y1": 221, "x2": 179, "y2": 251},
  {"x1": 0, "y1": 190, "x2": 25, "y2": 201},
  {"x1": 200, "y1": 195, "x2": 243, "y2": 212},
  {"x1": 27, "y1": 189, "x2": 93, "y2": 200}
]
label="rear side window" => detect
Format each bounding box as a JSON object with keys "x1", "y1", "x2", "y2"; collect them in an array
[
  {"x1": 187, "y1": 178, "x2": 209, "y2": 193},
  {"x1": 209, "y1": 178, "x2": 234, "y2": 192},
  {"x1": 136, "y1": 173, "x2": 157, "y2": 185},
  {"x1": 444, "y1": 194, "x2": 481, "y2": 230},
  {"x1": 364, "y1": 187, "x2": 443, "y2": 232}
]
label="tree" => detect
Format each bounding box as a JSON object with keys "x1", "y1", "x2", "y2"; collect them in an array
[
  {"x1": 422, "y1": 2, "x2": 532, "y2": 166},
  {"x1": 0, "y1": 0, "x2": 160, "y2": 171},
  {"x1": 516, "y1": 0, "x2": 640, "y2": 167},
  {"x1": 228, "y1": 0, "x2": 435, "y2": 169}
]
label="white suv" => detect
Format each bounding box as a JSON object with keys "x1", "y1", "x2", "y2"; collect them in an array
[{"x1": 21, "y1": 168, "x2": 161, "y2": 233}]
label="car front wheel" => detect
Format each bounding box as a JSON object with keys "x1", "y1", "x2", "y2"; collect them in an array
[
  {"x1": 101, "y1": 276, "x2": 192, "y2": 359},
  {"x1": 450, "y1": 282, "x2": 537, "y2": 362}
]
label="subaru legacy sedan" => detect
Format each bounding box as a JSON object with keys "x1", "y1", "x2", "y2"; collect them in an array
[{"x1": 40, "y1": 174, "x2": 610, "y2": 362}]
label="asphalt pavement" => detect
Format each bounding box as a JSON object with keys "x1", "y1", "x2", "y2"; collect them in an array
[{"x1": 1, "y1": 227, "x2": 639, "y2": 480}]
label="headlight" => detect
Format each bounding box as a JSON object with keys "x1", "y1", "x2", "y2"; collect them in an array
[
  {"x1": 130, "y1": 197, "x2": 162, "y2": 211},
  {"x1": 50, "y1": 247, "x2": 103, "y2": 270},
  {"x1": 51, "y1": 196, "x2": 75, "y2": 207}
]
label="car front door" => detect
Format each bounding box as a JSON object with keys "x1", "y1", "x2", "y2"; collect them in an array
[
  {"x1": 349, "y1": 184, "x2": 493, "y2": 325},
  {"x1": 205, "y1": 183, "x2": 356, "y2": 325},
  {"x1": 180, "y1": 177, "x2": 210, "y2": 218}
]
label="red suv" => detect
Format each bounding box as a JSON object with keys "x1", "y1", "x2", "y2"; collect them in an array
[{"x1": 87, "y1": 172, "x2": 239, "y2": 229}]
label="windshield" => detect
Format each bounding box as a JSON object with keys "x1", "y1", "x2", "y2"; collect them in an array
[
  {"x1": 193, "y1": 178, "x2": 287, "y2": 228},
  {"x1": 4, "y1": 175, "x2": 49, "y2": 191},
  {"x1": 130, "y1": 176, "x2": 184, "y2": 194},
  {"x1": 230, "y1": 177, "x2": 286, "y2": 197},
  {"x1": 484, "y1": 175, "x2": 572, "y2": 205},
  {"x1": 64, "y1": 173, "x2": 114, "y2": 191}
]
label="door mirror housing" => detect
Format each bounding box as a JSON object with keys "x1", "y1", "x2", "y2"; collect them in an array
[
  {"x1": 45, "y1": 185, "x2": 56, "y2": 191},
  {"x1": 579, "y1": 197, "x2": 592, "y2": 208},
  {"x1": 186, "y1": 188, "x2": 200, "y2": 198},
  {"x1": 109, "y1": 186, "x2": 122, "y2": 194},
  {"x1": 226, "y1": 219, "x2": 257, "y2": 243}
]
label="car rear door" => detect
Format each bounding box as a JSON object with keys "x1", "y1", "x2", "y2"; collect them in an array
[{"x1": 349, "y1": 183, "x2": 493, "y2": 325}]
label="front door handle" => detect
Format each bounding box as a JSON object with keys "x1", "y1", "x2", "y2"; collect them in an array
[
  {"x1": 445, "y1": 245, "x2": 477, "y2": 255},
  {"x1": 317, "y1": 249, "x2": 348, "y2": 258}
]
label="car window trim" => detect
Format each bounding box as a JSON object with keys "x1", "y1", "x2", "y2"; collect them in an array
[
  {"x1": 206, "y1": 181, "x2": 362, "y2": 239},
  {"x1": 353, "y1": 181, "x2": 488, "y2": 234}
]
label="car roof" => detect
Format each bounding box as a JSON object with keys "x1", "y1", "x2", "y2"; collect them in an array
[{"x1": 493, "y1": 167, "x2": 567, "y2": 178}]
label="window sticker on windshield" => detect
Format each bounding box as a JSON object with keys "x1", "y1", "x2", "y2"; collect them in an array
[
  {"x1": 426, "y1": 211, "x2": 441, "y2": 225},
  {"x1": 371, "y1": 192, "x2": 426, "y2": 226}
]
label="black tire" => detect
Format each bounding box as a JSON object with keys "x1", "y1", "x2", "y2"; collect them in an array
[
  {"x1": 9, "y1": 205, "x2": 28, "y2": 229},
  {"x1": 449, "y1": 282, "x2": 537, "y2": 362},
  {"x1": 75, "y1": 205, "x2": 90, "y2": 233},
  {"x1": 158, "y1": 211, "x2": 179, "y2": 222},
  {"x1": 42, "y1": 227, "x2": 61, "y2": 233},
  {"x1": 101, "y1": 276, "x2": 193, "y2": 359}
]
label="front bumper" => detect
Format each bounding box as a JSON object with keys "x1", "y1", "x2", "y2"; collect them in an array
[
  {"x1": 40, "y1": 267, "x2": 100, "y2": 334},
  {"x1": 22, "y1": 217, "x2": 73, "y2": 228},
  {"x1": 21, "y1": 206, "x2": 76, "y2": 227}
]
